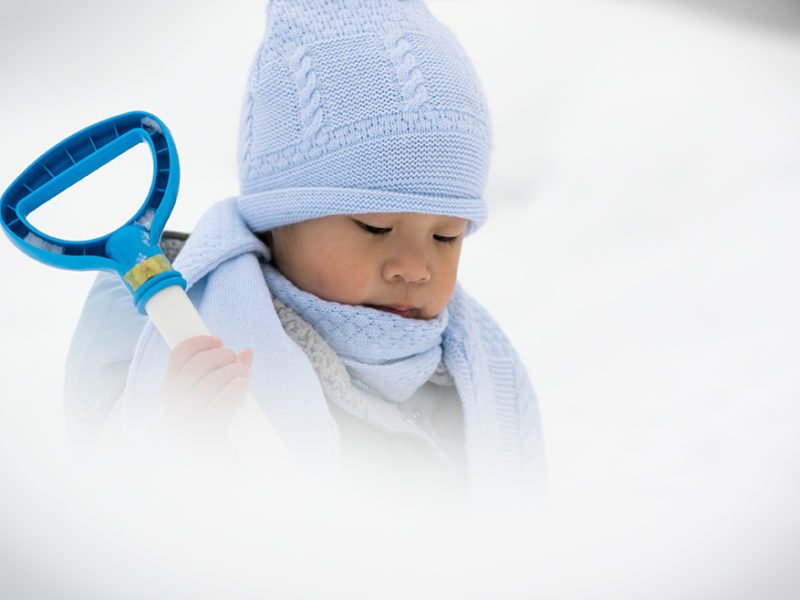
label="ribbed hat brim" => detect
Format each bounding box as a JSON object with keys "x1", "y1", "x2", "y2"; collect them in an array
[{"x1": 236, "y1": 186, "x2": 487, "y2": 236}]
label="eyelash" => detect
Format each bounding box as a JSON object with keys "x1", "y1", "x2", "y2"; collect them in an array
[{"x1": 355, "y1": 221, "x2": 460, "y2": 245}]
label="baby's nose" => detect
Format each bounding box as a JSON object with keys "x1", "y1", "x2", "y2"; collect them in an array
[{"x1": 382, "y1": 250, "x2": 431, "y2": 283}]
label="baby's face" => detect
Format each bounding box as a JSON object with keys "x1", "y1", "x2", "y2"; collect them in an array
[{"x1": 269, "y1": 212, "x2": 469, "y2": 319}]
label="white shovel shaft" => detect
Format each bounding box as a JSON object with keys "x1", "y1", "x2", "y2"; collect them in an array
[{"x1": 143, "y1": 285, "x2": 211, "y2": 349}]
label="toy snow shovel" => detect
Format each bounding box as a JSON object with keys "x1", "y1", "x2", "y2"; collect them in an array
[
  {"x1": 1, "y1": 111, "x2": 292, "y2": 468},
  {"x1": 0, "y1": 111, "x2": 210, "y2": 349}
]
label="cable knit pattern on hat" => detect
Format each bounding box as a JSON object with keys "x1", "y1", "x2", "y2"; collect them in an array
[
  {"x1": 236, "y1": 0, "x2": 492, "y2": 234},
  {"x1": 383, "y1": 29, "x2": 430, "y2": 112},
  {"x1": 288, "y1": 46, "x2": 325, "y2": 144}
]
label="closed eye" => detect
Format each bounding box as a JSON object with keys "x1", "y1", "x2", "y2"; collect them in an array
[
  {"x1": 353, "y1": 219, "x2": 461, "y2": 244},
  {"x1": 354, "y1": 219, "x2": 392, "y2": 235},
  {"x1": 433, "y1": 234, "x2": 460, "y2": 245}
]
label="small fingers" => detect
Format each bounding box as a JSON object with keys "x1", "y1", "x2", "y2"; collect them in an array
[
  {"x1": 172, "y1": 346, "x2": 240, "y2": 391},
  {"x1": 239, "y1": 348, "x2": 253, "y2": 368},
  {"x1": 189, "y1": 360, "x2": 251, "y2": 404},
  {"x1": 162, "y1": 341, "x2": 254, "y2": 428},
  {"x1": 165, "y1": 336, "x2": 222, "y2": 378}
]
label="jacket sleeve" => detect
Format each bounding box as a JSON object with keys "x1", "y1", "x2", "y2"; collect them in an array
[{"x1": 63, "y1": 271, "x2": 148, "y2": 439}]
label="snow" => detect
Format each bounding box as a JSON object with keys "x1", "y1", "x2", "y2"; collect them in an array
[
  {"x1": 134, "y1": 207, "x2": 156, "y2": 230},
  {"x1": 139, "y1": 115, "x2": 162, "y2": 136},
  {"x1": 1, "y1": 0, "x2": 799, "y2": 598},
  {"x1": 22, "y1": 232, "x2": 64, "y2": 254}
]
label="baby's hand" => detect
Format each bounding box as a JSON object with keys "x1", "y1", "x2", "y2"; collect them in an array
[{"x1": 160, "y1": 336, "x2": 253, "y2": 436}]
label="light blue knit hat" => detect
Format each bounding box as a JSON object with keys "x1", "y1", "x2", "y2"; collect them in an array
[{"x1": 236, "y1": 0, "x2": 492, "y2": 235}]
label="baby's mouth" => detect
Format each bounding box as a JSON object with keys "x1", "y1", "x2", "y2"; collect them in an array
[{"x1": 366, "y1": 304, "x2": 420, "y2": 318}]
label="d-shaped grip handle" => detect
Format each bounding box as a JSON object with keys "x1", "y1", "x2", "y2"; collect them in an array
[{"x1": 0, "y1": 111, "x2": 185, "y2": 313}]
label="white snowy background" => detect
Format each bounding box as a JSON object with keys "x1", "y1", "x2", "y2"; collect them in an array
[{"x1": 1, "y1": 0, "x2": 799, "y2": 598}]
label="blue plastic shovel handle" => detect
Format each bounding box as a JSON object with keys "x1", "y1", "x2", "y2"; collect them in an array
[{"x1": 0, "y1": 111, "x2": 186, "y2": 313}]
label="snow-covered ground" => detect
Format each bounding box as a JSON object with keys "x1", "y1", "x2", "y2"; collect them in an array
[{"x1": 1, "y1": 0, "x2": 799, "y2": 597}]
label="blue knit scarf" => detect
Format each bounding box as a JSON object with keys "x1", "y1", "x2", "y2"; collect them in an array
[
  {"x1": 124, "y1": 199, "x2": 544, "y2": 496},
  {"x1": 262, "y1": 263, "x2": 447, "y2": 403}
]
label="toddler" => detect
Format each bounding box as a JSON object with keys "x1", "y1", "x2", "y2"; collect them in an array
[{"x1": 65, "y1": 0, "x2": 545, "y2": 499}]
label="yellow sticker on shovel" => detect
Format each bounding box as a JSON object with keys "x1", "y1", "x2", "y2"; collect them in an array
[{"x1": 123, "y1": 255, "x2": 173, "y2": 291}]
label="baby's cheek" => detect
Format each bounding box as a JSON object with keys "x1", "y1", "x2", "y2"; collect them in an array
[
  {"x1": 312, "y1": 262, "x2": 369, "y2": 304},
  {"x1": 434, "y1": 273, "x2": 459, "y2": 310}
]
